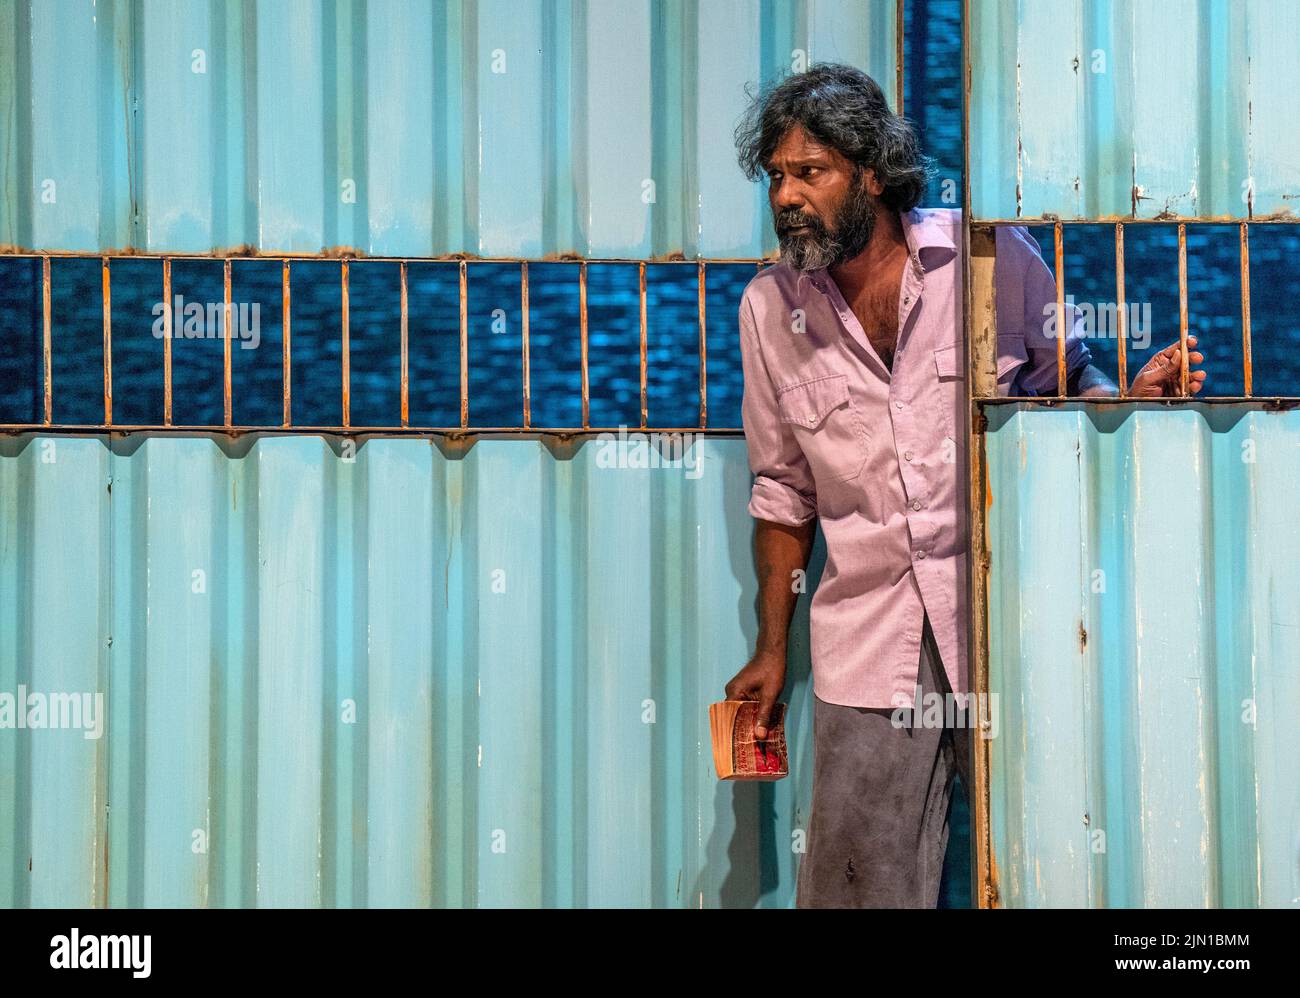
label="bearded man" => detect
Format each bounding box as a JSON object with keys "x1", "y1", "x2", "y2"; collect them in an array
[{"x1": 724, "y1": 63, "x2": 1206, "y2": 908}]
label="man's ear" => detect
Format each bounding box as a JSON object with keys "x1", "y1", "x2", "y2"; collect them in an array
[{"x1": 862, "y1": 167, "x2": 885, "y2": 197}]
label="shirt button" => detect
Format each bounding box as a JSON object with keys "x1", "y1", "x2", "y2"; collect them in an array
[
  {"x1": 904, "y1": 450, "x2": 914, "y2": 461},
  {"x1": 894, "y1": 401, "x2": 904, "y2": 410},
  {"x1": 917, "y1": 550, "x2": 927, "y2": 560},
  {"x1": 911, "y1": 499, "x2": 922, "y2": 511}
]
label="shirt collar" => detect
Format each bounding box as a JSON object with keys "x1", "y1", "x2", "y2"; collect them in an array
[{"x1": 794, "y1": 208, "x2": 957, "y2": 295}]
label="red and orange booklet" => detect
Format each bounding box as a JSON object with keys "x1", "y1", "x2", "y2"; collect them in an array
[{"x1": 708, "y1": 700, "x2": 789, "y2": 780}]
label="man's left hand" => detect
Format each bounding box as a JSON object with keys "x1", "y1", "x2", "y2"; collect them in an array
[{"x1": 1130, "y1": 335, "x2": 1208, "y2": 397}]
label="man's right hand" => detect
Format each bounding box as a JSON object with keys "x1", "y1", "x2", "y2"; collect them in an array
[{"x1": 724, "y1": 652, "x2": 787, "y2": 739}]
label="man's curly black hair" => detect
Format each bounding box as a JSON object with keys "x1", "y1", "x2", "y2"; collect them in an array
[{"x1": 734, "y1": 63, "x2": 934, "y2": 213}]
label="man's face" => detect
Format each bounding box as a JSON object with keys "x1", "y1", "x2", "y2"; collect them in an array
[{"x1": 766, "y1": 125, "x2": 880, "y2": 271}]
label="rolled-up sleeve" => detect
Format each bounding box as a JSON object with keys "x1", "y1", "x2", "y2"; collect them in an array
[
  {"x1": 739, "y1": 292, "x2": 818, "y2": 526},
  {"x1": 999, "y1": 225, "x2": 1093, "y2": 395}
]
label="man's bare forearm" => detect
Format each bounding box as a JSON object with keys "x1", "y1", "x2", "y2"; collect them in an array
[{"x1": 753, "y1": 517, "x2": 817, "y2": 658}]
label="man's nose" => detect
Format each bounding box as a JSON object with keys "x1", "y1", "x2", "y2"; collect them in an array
[{"x1": 771, "y1": 177, "x2": 806, "y2": 212}]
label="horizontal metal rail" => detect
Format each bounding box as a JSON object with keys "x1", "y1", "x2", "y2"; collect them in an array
[
  {"x1": 0, "y1": 251, "x2": 777, "y2": 263},
  {"x1": 0, "y1": 424, "x2": 747, "y2": 437},
  {"x1": 6, "y1": 239, "x2": 1294, "y2": 436},
  {"x1": 954, "y1": 217, "x2": 1300, "y2": 226},
  {"x1": 984, "y1": 220, "x2": 1260, "y2": 400}
]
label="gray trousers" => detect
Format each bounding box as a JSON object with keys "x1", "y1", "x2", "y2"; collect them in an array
[{"x1": 795, "y1": 613, "x2": 972, "y2": 908}]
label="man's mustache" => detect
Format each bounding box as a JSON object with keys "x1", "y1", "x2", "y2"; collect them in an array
[{"x1": 776, "y1": 211, "x2": 824, "y2": 234}]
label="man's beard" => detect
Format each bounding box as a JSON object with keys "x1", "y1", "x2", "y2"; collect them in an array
[{"x1": 775, "y1": 175, "x2": 877, "y2": 271}]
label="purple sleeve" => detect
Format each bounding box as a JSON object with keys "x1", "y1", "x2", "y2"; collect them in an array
[
  {"x1": 739, "y1": 292, "x2": 818, "y2": 526},
  {"x1": 996, "y1": 225, "x2": 1093, "y2": 395}
]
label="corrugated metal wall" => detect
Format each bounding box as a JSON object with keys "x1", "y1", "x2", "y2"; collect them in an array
[
  {"x1": 0, "y1": 0, "x2": 926, "y2": 908},
  {"x1": 969, "y1": 0, "x2": 1300, "y2": 220},
  {"x1": 968, "y1": 0, "x2": 1300, "y2": 908},
  {"x1": 0, "y1": 0, "x2": 897, "y2": 258},
  {"x1": 0, "y1": 432, "x2": 825, "y2": 907},
  {"x1": 983, "y1": 404, "x2": 1300, "y2": 907}
]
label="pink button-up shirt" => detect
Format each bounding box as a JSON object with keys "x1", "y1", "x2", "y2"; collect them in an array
[{"x1": 739, "y1": 207, "x2": 1091, "y2": 708}]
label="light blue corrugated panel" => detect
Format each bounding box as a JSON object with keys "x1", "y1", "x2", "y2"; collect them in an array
[
  {"x1": 0, "y1": 432, "x2": 823, "y2": 908},
  {"x1": 0, "y1": 0, "x2": 897, "y2": 258},
  {"x1": 970, "y1": 0, "x2": 1300, "y2": 220},
  {"x1": 984, "y1": 404, "x2": 1300, "y2": 908}
]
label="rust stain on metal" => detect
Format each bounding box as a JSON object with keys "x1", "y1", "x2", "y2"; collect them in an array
[
  {"x1": 1177, "y1": 223, "x2": 1189, "y2": 396},
  {"x1": 102, "y1": 257, "x2": 113, "y2": 425},
  {"x1": 162, "y1": 257, "x2": 173, "y2": 426},
  {"x1": 1240, "y1": 223, "x2": 1253, "y2": 397},
  {"x1": 520, "y1": 261, "x2": 530, "y2": 429},
  {"x1": 223, "y1": 258, "x2": 233, "y2": 427},
  {"x1": 341, "y1": 259, "x2": 351, "y2": 428},
  {"x1": 400, "y1": 261, "x2": 410, "y2": 428},
  {"x1": 0, "y1": 244, "x2": 775, "y2": 264},
  {"x1": 41, "y1": 256, "x2": 52, "y2": 425},
  {"x1": 458, "y1": 261, "x2": 468, "y2": 428},
  {"x1": 698, "y1": 260, "x2": 708, "y2": 429},
  {"x1": 1115, "y1": 224, "x2": 1128, "y2": 396},
  {"x1": 282, "y1": 260, "x2": 292, "y2": 427},
  {"x1": 580, "y1": 261, "x2": 590, "y2": 429},
  {"x1": 964, "y1": 214, "x2": 1298, "y2": 224},
  {"x1": 1053, "y1": 221, "x2": 1066, "y2": 397},
  {"x1": 1078, "y1": 621, "x2": 1087, "y2": 652},
  {"x1": 639, "y1": 262, "x2": 648, "y2": 429}
]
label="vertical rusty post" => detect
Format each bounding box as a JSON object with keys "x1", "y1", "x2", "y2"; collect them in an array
[
  {"x1": 1239, "y1": 222, "x2": 1253, "y2": 397},
  {"x1": 1115, "y1": 223, "x2": 1128, "y2": 397},
  {"x1": 400, "y1": 261, "x2": 410, "y2": 428},
  {"x1": 459, "y1": 260, "x2": 469, "y2": 429},
  {"x1": 895, "y1": 0, "x2": 905, "y2": 112},
  {"x1": 966, "y1": 224, "x2": 999, "y2": 910},
  {"x1": 102, "y1": 256, "x2": 113, "y2": 426},
  {"x1": 698, "y1": 260, "x2": 708, "y2": 429},
  {"x1": 969, "y1": 229, "x2": 999, "y2": 398},
  {"x1": 162, "y1": 257, "x2": 173, "y2": 426},
  {"x1": 521, "y1": 261, "x2": 531, "y2": 430},
  {"x1": 341, "y1": 259, "x2": 351, "y2": 428},
  {"x1": 1054, "y1": 220, "x2": 1066, "y2": 397},
  {"x1": 41, "y1": 255, "x2": 51, "y2": 425},
  {"x1": 1177, "y1": 223, "x2": 1189, "y2": 397},
  {"x1": 639, "y1": 262, "x2": 648, "y2": 430},
  {"x1": 282, "y1": 260, "x2": 292, "y2": 427},
  {"x1": 964, "y1": 0, "x2": 998, "y2": 907},
  {"x1": 580, "y1": 261, "x2": 590, "y2": 430},
  {"x1": 223, "y1": 257, "x2": 233, "y2": 427}
]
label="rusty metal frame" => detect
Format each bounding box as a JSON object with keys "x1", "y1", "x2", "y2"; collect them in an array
[
  {"x1": 3, "y1": 254, "x2": 769, "y2": 435},
  {"x1": 281, "y1": 260, "x2": 292, "y2": 427}
]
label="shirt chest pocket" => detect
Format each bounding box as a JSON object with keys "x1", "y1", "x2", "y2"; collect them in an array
[{"x1": 776, "y1": 373, "x2": 869, "y2": 484}]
